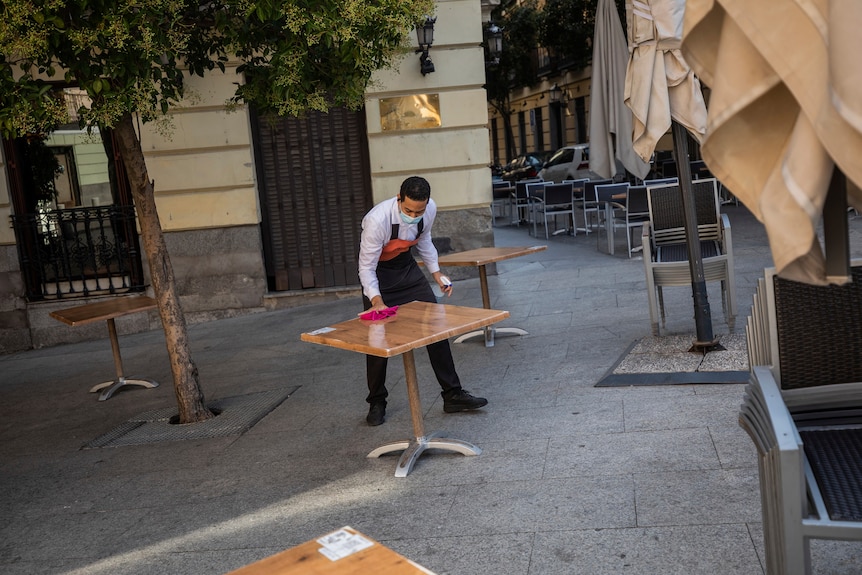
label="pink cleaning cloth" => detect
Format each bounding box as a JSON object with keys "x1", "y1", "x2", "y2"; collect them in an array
[{"x1": 359, "y1": 306, "x2": 398, "y2": 321}]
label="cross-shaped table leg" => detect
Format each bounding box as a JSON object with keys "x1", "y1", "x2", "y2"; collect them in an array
[
  {"x1": 366, "y1": 349, "x2": 481, "y2": 477},
  {"x1": 453, "y1": 265, "x2": 527, "y2": 347},
  {"x1": 89, "y1": 318, "x2": 159, "y2": 401}
]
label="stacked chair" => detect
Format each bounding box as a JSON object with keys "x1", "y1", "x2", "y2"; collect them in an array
[
  {"x1": 641, "y1": 178, "x2": 736, "y2": 335},
  {"x1": 743, "y1": 263, "x2": 862, "y2": 575}
]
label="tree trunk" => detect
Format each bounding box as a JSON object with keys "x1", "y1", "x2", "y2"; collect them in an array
[
  {"x1": 113, "y1": 113, "x2": 214, "y2": 424},
  {"x1": 492, "y1": 98, "x2": 517, "y2": 160}
]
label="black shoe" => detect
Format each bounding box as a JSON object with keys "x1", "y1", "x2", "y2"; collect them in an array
[
  {"x1": 366, "y1": 402, "x2": 386, "y2": 426},
  {"x1": 443, "y1": 389, "x2": 488, "y2": 413}
]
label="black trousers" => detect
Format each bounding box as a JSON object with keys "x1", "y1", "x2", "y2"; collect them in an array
[{"x1": 364, "y1": 257, "x2": 461, "y2": 405}]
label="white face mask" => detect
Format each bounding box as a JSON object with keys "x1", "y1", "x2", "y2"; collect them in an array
[{"x1": 399, "y1": 211, "x2": 423, "y2": 225}]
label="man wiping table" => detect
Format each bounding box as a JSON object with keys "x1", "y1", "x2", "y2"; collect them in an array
[{"x1": 358, "y1": 176, "x2": 488, "y2": 426}]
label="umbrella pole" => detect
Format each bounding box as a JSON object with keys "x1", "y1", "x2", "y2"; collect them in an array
[
  {"x1": 823, "y1": 167, "x2": 850, "y2": 282},
  {"x1": 671, "y1": 121, "x2": 719, "y2": 351}
]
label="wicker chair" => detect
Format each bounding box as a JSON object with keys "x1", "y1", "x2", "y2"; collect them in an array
[
  {"x1": 742, "y1": 264, "x2": 862, "y2": 575},
  {"x1": 641, "y1": 178, "x2": 736, "y2": 335}
]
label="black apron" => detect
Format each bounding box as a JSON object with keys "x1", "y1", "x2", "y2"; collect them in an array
[{"x1": 365, "y1": 222, "x2": 435, "y2": 308}]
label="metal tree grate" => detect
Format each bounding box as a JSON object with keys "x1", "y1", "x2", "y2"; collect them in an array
[{"x1": 83, "y1": 387, "x2": 299, "y2": 449}]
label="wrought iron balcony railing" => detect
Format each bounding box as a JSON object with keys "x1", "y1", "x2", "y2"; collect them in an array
[{"x1": 11, "y1": 205, "x2": 146, "y2": 300}]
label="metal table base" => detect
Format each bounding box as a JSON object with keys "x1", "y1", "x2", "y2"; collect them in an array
[
  {"x1": 455, "y1": 264, "x2": 528, "y2": 347},
  {"x1": 89, "y1": 317, "x2": 160, "y2": 401},
  {"x1": 366, "y1": 349, "x2": 480, "y2": 477},
  {"x1": 454, "y1": 326, "x2": 528, "y2": 347}
]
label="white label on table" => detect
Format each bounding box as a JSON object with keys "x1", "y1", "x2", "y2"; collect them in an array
[
  {"x1": 308, "y1": 327, "x2": 336, "y2": 335},
  {"x1": 317, "y1": 529, "x2": 374, "y2": 561}
]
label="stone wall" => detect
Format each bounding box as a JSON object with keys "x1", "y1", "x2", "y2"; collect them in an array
[
  {"x1": 8, "y1": 224, "x2": 269, "y2": 352},
  {"x1": 0, "y1": 245, "x2": 30, "y2": 353},
  {"x1": 3, "y1": 210, "x2": 497, "y2": 353},
  {"x1": 431, "y1": 206, "x2": 496, "y2": 281},
  {"x1": 156, "y1": 225, "x2": 268, "y2": 323}
]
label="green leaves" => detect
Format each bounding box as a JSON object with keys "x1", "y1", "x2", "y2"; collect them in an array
[
  {"x1": 539, "y1": 0, "x2": 596, "y2": 70},
  {"x1": 0, "y1": 0, "x2": 433, "y2": 137}
]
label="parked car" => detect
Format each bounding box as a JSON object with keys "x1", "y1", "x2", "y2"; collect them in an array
[
  {"x1": 500, "y1": 151, "x2": 554, "y2": 182},
  {"x1": 538, "y1": 144, "x2": 594, "y2": 182}
]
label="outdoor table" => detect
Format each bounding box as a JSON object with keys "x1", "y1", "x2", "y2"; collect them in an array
[
  {"x1": 224, "y1": 526, "x2": 437, "y2": 574},
  {"x1": 430, "y1": 246, "x2": 547, "y2": 347},
  {"x1": 301, "y1": 301, "x2": 508, "y2": 477},
  {"x1": 50, "y1": 296, "x2": 160, "y2": 400}
]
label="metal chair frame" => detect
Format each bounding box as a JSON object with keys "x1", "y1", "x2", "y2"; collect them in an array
[
  {"x1": 531, "y1": 181, "x2": 575, "y2": 239},
  {"x1": 615, "y1": 185, "x2": 650, "y2": 258},
  {"x1": 594, "y1": 182, "x2": 629, "y2": 254},
  {"x1": 641, "y1": 178, "x2": 736, "y2": 334},
  {"x1": 510, "y1": 178, "x2": 543, "y2": 226},
  {"x1": 742, "y1": 263, "x2": 862, "y2": 575}
]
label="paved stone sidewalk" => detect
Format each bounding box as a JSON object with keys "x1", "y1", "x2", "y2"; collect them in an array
[{"x1": 2, "y1": 204, "x2": 862, "y2": 574}]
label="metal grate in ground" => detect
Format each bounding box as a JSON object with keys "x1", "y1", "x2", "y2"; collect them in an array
[{"x1": 83, "y1": 387, "x2": 299, "y2": 448}]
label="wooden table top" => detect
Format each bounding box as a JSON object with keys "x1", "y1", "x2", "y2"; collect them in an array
[
  {"x1": 224, "y1": 526, "x2": 436, "y2": 575},
  {"x1": 434, "y1": 245, "x2": 547, "y2": 267},
  {"x1": 49, "y1": 296, "x2": 158, "y2": 327},
  {"x1": 301, "y1": 301, "x2": 509, "y2": 357}
]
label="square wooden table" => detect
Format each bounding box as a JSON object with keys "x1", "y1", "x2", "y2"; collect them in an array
[
  {"x1": 224, "y1": 526, "x2": 437, "y2": 574},
  {"x1": 50, "y1": 296, "x2": 160, "y2": 401},
  {"x1": 301, "y1": 301, "x2": 508, "y2": 477},
  {"x1": 433, "y1": 246, "x2": 546, "y2": 347}
]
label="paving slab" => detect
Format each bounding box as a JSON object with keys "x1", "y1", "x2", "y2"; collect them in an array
[{"x1": 3, "y1": 204, "x2": 862, "y2": 574}]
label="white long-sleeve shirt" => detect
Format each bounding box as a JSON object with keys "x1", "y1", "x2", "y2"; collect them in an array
[{"x1": 358, "y1": 196, "x2": 440, "y2": 301}]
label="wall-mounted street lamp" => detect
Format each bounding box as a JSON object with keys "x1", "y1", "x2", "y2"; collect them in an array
[
  {"x1": 416, "y1": 16, "x2": 436, "y2": 76},
  {"x1": 485, "y1": 22, "x2": 503, "y2": 65},
  {"x1": 549, "y1": 83, "x2": 562, "y2": 104}
]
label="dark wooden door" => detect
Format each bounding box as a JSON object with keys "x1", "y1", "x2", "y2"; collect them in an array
[{"x1": 252, "y1": 108, "x2": 372, "y2": 291}]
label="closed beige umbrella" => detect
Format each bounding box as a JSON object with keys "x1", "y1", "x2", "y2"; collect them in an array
[
  {"x1": 624, "y1": 0, "x2": 708, "y2": 163},
  {"x1": 624, "y1": 0, "x2": 716, "y2": 347},
  {"x1": 589, "y1": 0, "x2": 650, "y2": 180},
  {"x1": 682, "y1": 0, "x2": 862, "y2": 284}
]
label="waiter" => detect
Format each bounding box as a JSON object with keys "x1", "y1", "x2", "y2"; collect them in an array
[{"x1": 358, "y1": 176, "x2": 488, "y2": 426}]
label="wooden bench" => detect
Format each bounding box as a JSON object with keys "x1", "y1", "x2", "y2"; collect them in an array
[
  {"x1": 50, "y1": 296, "x2": 160, "y2": 401},
  {"x1": 742, "y1": 264, "x2": 862, "y2": 574}
]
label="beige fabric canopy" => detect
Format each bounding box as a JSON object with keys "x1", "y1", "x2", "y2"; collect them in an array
[
  {"x1": 624, "y1": 0, "x2": 708, "y2": 163},
  {"x1": 589, "y1": 0, "x2": 650, "y2": 180},
  {"x1": 683, "y1": 0, "x2": 862, "y2": 284}
]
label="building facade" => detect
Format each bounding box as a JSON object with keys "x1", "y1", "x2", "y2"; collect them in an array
[{"x1": 0, "y1": 0, "x2": 500, "y2": 352}]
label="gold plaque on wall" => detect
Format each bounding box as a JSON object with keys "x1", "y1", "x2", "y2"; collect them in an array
[{"x1": 379, "y1": 94, "x2": 441, "y2": 131}]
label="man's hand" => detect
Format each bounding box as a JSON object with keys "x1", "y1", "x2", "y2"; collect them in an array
[
  {"x1": 432, "y1": 271, "x2": 453, "y2": 297},
  {"x1": 363, "y1": 295, "x2": 388, "y2": 313}
]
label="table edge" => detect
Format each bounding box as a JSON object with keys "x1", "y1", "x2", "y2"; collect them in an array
[{"x1": 300, "y1": 308, "x2": 510, "y2": 357}]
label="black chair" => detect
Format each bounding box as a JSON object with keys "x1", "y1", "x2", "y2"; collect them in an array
[
  {"x1": 564, "y1": 178, "x2": 590, "y2": 234},
  {"x1": 511, "y1": 179, "x2": 542, "y2": 226},
  {"x1": 642, "y1": 178, "x2": 736, "y2": 334},
  {"x1": 594, "y1": 183, "x2": 629, "y2": 254},
  {"x1": 525, "y1": 181, "x2": 548, "y2": 231},
  {"x1": 613, "y1": 185, "x2": 650, "y2": 258},
  {"x1": 491, "y1": 180, "x2": 513, "y2": 225},
  {"x1": 579, "y1": 178, "x2": 613, "y2": 232},
  {"x1": 532, "y1": 181, "x2": 575, "y2": 239}
]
